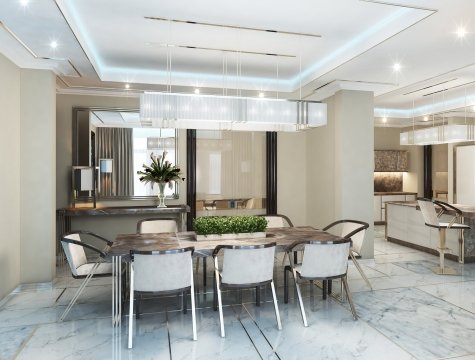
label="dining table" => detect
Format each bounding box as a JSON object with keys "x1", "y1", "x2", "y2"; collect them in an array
[{"x1": 107, "y1": 226, "x2": 345, "y2": 326}]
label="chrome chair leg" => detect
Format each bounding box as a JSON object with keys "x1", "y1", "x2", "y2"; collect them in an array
[
  {"x1": 60, "y1": 262, "x2": 100, "y2": 321},
  {"x1": 128, "y1": 264, "x2": 135, "y2": 349},
  {"x1": 190, "y1": 259, "x2": 197, "y2": 341},
  {"x1": 350, "y1": 252, "x2": 372, "y2": 290},
  {"x1": 215, "y1": 258, "x2": 225, "y2": 337},
  {"x1": 342, "y1": 276, "x2": 357, "y2": 321},
  {"x1": 292, "y1": 269, "x2": 308, "y2": 327},
  {"x1": 270, "y1": 280, "x2": 282, "y2": 330}
]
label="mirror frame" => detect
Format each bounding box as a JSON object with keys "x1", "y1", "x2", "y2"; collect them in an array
[{"x1": 72, "y1": 106, "x2": 180, "y2": 201}]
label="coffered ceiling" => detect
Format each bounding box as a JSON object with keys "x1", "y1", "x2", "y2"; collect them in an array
[{"x1": 1, "y1": 0, "x2": 475, "y2": 127}]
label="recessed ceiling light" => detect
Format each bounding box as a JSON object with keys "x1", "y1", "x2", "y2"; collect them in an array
[
  {"x1": 456, "y1": 26, "x2": 467, "y2": 38},
  {"x1": 50, "y1": 40, "x2": 58, "y2": 49},
  {"x1": 382, "y1": 117, "x2": 387, "y2": 123},
  {"x1": 259, "y1": 92, "x2": 265, "y2": 98},
  {"x1": 194, "y1": 88, "x2": 200, "y2": 94},
  {"x1": 19, "y1": 0, "x2": 29, "y2": 6},
  {"x1": 423, "y1": 116, "x2": 429, "y2": 121},
  {"x1": 472, "y1": 105, "x2": 475, "y2": 112},
  {"x1": 125, "y1": 83, "x2": 130, "y2": 89},
  {"x1": 392, "y1": 63, "x2": 401, "y2": 72}
]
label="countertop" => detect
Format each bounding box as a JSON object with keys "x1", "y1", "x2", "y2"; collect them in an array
[
  {"x1": 386, "y1": 201, "x2": 475, "y2": 219},
  {"x1": 374, "y1": 192, "x2": 417, "y2": 195}
]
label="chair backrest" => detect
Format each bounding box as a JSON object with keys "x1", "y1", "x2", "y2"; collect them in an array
[
  {"x1": 262, "y1": 214, "x2": 294, "y2": 228},
  {"x1": 131, "y1": 247, "x2": 194, "y2": 292},
  {"x1": 220, "y1": 243, "x2": 276, "y2": 285},
  {"x1": 300, "y1": 240, "x2": 351, "y2": 279},
  {"x1": 137, "y1": 218, "x2": 178, "y2": 234},
  {"x1": 61, "y1": 233, "x2": 87, "y2": 277},
  {"x1": 417, "y1": 198, "x2": 440, "y2": 227},
  {"x1": 341, "y1": 222, "x2": 367, "y2": 254},
  {"x1": 245, "y1": 198, "x2": 255, "y2": 209}
]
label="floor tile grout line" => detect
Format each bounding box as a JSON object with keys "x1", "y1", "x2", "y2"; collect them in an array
[
  {"x1": 412, "y1": 286, "x2": 475, "y2": 317},
  {"x1": 241, "y1": 303, "x2": 281, "y2": 360},
  {"x1": 12, "y1": 325, "x2": 39, "y2": 360},
  {"x1": 232, "y1": 305, "x2": 265, "y2": 360},
  {"x1": 165, "y1": 310, "x2": 173, "y2": 360}
]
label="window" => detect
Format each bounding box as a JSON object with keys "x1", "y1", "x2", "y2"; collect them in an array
[{"x1": 133, "y1": 128, "x2": 178, "y2": 197}]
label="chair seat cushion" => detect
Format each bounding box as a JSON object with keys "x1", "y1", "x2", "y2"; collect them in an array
[
  {"x1": 76, "y1": 262, "x2": 112, "y2": 277},
  {"x1": 439, "y1": 222, "x2": 470, "y2": 229}
]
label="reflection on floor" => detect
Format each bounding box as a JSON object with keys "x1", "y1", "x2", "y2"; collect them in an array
[{"x1": 2, "y1": 226, "x2": 475, "y2": 359}]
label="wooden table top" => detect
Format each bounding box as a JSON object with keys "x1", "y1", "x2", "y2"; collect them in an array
[{"x1": 109, "y1": 226, "x2": 345, "y2": 258}]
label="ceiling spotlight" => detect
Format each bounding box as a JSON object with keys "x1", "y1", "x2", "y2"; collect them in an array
[
  {"x1": 456, "y1": 27, "x2": 467, "y2": 38},
  {"x1": 194, "y1": 88, "x2": 200, "y2": 94},
  {"x1": 423, "y1": 116, "x2": 429, "y2": 121},
  {"x1": 472, "y1": 105, "x2": 475, "y2": 112},
  {"x1": 125, "y1": 83, "x2": 130, "y2": 89},
  {"x1": 259, "y1": 92, "x2": 265, "y2": 98},
  {"x1": 50, "y1": 40, "x2": 58, "y2": 49},
  {"x1": 392, "y1": 63, "x2": 401, "y2": 72},
  {"x1": 382, "y1": 117, "x2": 387, "y2": 123},
  {"x1": 19, "y1": 0, "x2": 29, "y2": 6}
]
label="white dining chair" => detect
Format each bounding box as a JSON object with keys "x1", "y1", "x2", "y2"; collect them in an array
[
  {"x1": 60, "y1": 231, "x2": 114, "y2": 321},
  {"x1": 136, "y1": 218, "x2": 178, "y2": 234},
  {"x1": 284, "y1": 238, "x2": 356, "y2": 326},
  {"x1": 212, "y1": 242, "x2": 282, "y2": 337},
  {"x1": 322, "y1": 220, "x2": 371, "y2": 290},
  {"x1": 128, "y1": 247, "x2": 197, "y2": 348}
]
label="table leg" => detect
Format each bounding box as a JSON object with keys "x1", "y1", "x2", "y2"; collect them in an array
[{"x1": 112, "y1": 255, "x2": 122, "y2": 326}]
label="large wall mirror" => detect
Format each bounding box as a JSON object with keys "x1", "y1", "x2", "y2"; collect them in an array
[{"x1": 73, "y1": 107, "x2": 180, "y2": 200}]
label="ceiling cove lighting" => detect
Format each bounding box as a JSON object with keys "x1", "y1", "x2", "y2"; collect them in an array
[
  {"x1": 456, "y1": 27, "x2": 467, "y2": 38},
  {"x1": 140, "y1": 92, "x2": 327, "y2": 132}
]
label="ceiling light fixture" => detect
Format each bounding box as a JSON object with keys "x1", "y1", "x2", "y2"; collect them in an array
[
  {"x1": 50, "y1": 40, "x2": 58, "y2": 49},
  {"x1": 393, "y1": 63, "x2": 401, "y2": 72},
  {"x1": 423, "y1": 116, "x2": 429, "y2": 121},
  {"x1": 456, "y1": 26, "x2": 467, "y2": 38},
  {"x1": 382, "y1": 117, "x2": 387, "y2": 123},
  {"x1": 125, "y1": 83, "x2": 130, "y2": 89},
  {"x1": 140, "y1": 92, "x2": 327, "y2": 132},
  {"x1": 194, "y1": 88, "x2": 200, "y2": 94},
  {"x1": 259, "y1": 92, "x2": 264, "y2": 98},
  {"x1": 19, "y1": 0, "x2": 29, "y2": 7}
]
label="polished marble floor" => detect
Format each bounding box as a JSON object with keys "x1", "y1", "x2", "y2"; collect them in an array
[{"x1": 2, "y1": 226, "x2": 475, "y2": 359}]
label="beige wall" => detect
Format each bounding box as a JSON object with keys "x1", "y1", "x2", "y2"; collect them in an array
[
  {"x1": 20, "y1": 70, "x2": 56, "y2": 284},
  {"x1": 277, "y1": 132, "x2": 307, "y2": 226},
  {"x1": 0, "y1": 54, "x2": 21, "y2": 299},
  {"x1": 374, "y1": 127, "x2": 423, "y2": 195}
]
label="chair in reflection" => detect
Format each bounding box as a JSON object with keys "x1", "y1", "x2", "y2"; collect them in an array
[
  {"x1": 417, "y1": 197, "x2": 469, "y2": 275},
  {"x1": 212, "y1": 243, "x2": 282, "y2": 337},
  {"x1": 284, "y1": 238, "x2": 357, "y2": 326},
  {"x1": 60, "y1": 231, "x2": 114, "y2": 321},
  {"x1": 128, "y1": 247, "x2": 197, "y2": 348},
  {"x1": 136, "y1": 218, "x2": 178, "y2": 234},
  {"x1": 323, "y1": 219, "x2": 371, "y2": 290}
]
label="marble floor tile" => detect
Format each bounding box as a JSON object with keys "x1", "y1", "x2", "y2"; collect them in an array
[
  {"x1": 417, "y1": 280, "x2": 475, "y2": 314},
  {"x1": 0, "y1": 325, "x2": 36, "y2": 359},
  {"x1": 1, "y1": 288, "x2": 64, "y2": 310},
  {"x1": 352, "y1": 287, "x2": 475, "y2": 360}
]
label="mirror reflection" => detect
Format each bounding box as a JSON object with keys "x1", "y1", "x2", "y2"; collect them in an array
[{"x1": 73, "y1": 108, "x2": 178, "y2": 199}]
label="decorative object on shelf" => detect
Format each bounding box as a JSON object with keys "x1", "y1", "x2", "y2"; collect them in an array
[
  {"x1": 137, "y1": 151, "x2": 184, "y2": 208},
  {"x1": 193, "y1": 215, "x2": 268, "y2": 241},
  {"x1": 140, "y1": 92, "x2": 327, "y2": 132}
]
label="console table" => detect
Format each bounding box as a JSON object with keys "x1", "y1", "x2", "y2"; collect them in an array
[{"x1": 56, "y1": 205, "x2": 190, "y2": 265}]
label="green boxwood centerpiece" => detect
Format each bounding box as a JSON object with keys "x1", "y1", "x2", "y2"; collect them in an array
[{"x1": 193, "y1": 216, "x2": 267, "y2": 240}]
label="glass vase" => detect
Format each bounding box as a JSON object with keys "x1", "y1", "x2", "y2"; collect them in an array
[{"x1": 157, "y1": 182, "x2": 167, "y2": 208}]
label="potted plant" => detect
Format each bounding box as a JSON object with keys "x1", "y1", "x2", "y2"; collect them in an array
[
  {"x1": 193, "y1": 215, "x2": 268, "y2": 240},
  {"x1": 137, "y1": 150, "x2": 184, "y2": 207}
]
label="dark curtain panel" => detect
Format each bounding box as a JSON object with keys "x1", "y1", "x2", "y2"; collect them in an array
[{"x1": 96, "y1": 127, "x2": 134, "y2": 196}]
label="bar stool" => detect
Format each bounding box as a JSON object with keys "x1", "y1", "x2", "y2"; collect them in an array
[{"x1": 417, "y1": 198, "x2": 469, "y2": 275}]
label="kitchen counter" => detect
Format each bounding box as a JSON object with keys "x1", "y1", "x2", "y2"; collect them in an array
[
  {"x1": 374, "y1": 192, "x2": 417, "y2": 224},
  {"x1": 385, "y1": 201, "x2": 475, "y2": 263}
]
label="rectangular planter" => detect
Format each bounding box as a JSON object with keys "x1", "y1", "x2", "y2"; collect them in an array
[{"x1": 195, "y1": 232, "x2": 266, "y2": 241}]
